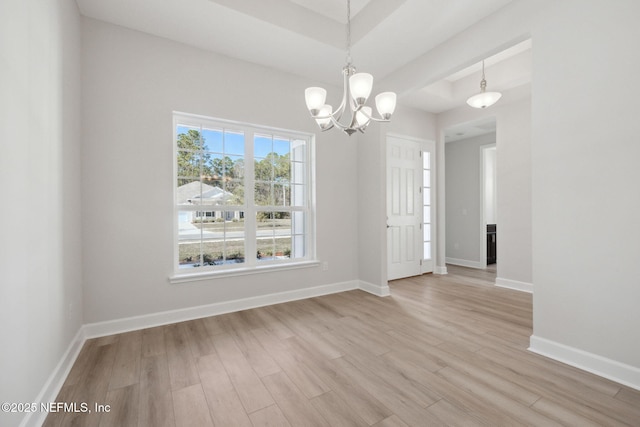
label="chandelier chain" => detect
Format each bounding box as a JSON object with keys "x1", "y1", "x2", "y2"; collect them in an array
[{"x1": 346, "y1": 0, "x2": 352, "y2": 65}]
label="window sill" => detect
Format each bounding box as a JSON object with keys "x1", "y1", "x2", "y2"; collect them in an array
[{"x1": 169, "y1": 260, "x2": 321, "y2": 284}]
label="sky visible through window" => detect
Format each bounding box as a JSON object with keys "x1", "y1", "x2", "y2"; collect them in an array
[{"x1": 176, "y1": 126, "x2": 291, "y2": 158}]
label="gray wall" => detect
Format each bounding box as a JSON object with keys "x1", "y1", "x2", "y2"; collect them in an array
[
  {"x1": 80, "y1": 18, "x2": 360, "y2": 323},
  {"x1": 0, "y1": 0, "x2": 83, "y2": 425},
  {"x1": 445, "y1": 133, "x2": 496, "y2": 267},
  {"x1": 530, "y1": 0, "x2": 640, "y2": 368},
  {"x1": 497, "y1": 101, "x2": 532, "y2": 287}
]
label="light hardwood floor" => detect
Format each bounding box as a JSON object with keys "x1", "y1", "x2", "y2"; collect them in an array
[{"x1": 44, "y1": 265, "x2": 640, "y2": 426}]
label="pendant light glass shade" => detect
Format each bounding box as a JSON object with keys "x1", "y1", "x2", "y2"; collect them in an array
[
  {"x1": 315, "y1": 105, "x2": 333, "y2": 130},
  {"x1": 466, "y1": 91, "x2": 502, "y2": 109},
  {"x1": 349, "y1": 73, "x2": 373, "y2": 105},
  {"x1": 375, "y1": 92, "x2": 397, "y2": 119},
  {"x1": 305, "y1": 87, "x2": 327, "y2": 114}
]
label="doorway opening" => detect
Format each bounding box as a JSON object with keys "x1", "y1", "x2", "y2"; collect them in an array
[
  {"x1": 443, "y1": 117, "x2": 496, "y2": 270},
  {"x1": 482, "y1": 144, "x2": 497, "y2": 268}
]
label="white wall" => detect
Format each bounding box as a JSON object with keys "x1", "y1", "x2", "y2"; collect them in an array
[
  {"x1": 81, "y1": 18, "x2": 359, "y2": 323},
  {"x1": 530, "y1": 0, "x2": 640, "y2": 372},
  {"x1": 484, "y1": 147, "x2": 497, "y2": 225},
  {"x1": 0, "y1": 0, "x2": 83, "y2": 426},
  {"x1": 357, "y1": 105, "x2": 436, "y2": 287},
  {"x1": 445, "y1": 133, "x2": 496, "y2": 267},
  {"x1": 496, "y1": 100, "x2": 532, "y2": 288}
]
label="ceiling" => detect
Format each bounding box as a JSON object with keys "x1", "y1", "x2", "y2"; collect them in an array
[
  {"x1": 444, "y1": 117, "x2": 497, "y2": 143},
  {"x1": 75, "y1": 0, "x2": 531, "y2": 116}
]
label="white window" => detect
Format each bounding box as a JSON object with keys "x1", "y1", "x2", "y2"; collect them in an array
[
  {"x1": 422, "y1": 150, "x2": 432, "y2": 261},
  {"x1": 173, "y1": 112, "x2": 315, "y2": 278}
]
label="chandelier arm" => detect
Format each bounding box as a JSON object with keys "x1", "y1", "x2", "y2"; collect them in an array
[
  {"x1": 329, "y1": 116, "x2": 349, "y2": 130},
  {"x1": 311, "y1": 101, "x2": 345, "y2": 121},
  {"x1": 332, "y1": 91, "x2": 348, "y2": 121},
  {"x1": 356, "y1": 107, "x2": 391, "y2": 123},
  {"x1": 348, "y1": 110, "x2": 359, "y2": 129},
  {"x1": 319, "y1": 123, "x2": 335, "y2": 132},
  {"x1": 324, "y1": 107, "x2": 360, "y2": 132},
  {"x1": 320, "y1": 104, "x2": 361, "y2": 132},
  {"x1": 366, "y1": 116, "x2": 391, "y2": 123},
  {"x1": 336, "y1": 64, "x2": 352, "y2": 120},
  {"x1": 314, "y1": 65, "x2": 351, "y2": 128},
  {"x1": 323, "y1": 108, "x2": 368, "y2": 135}
]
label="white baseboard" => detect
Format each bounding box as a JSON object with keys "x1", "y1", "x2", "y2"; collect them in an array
[
  {"x1": 434, "y1": 265, "x2": 448, "y2": 275},
  {"x1": 495, "y1": 277, "x2": 533, "y2": 293},
  {"x1": 83, "y1": 280, "x2": 359, "y2": 338},
  {"x1": 529, "y1": 335, "x2": 640, "y2": 391},
  {"x1": 359, "y1": 280, "x2": 391, "y2": 297},
  {"x1": 445, "y1": 257, "x2": 485, "y2": 269},
  {"x1": 20, "y1": 328, "x2": 86, "y2": 427}
]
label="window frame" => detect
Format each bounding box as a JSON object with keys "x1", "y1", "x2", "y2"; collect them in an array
[{"x1": 171, "y1": 112, "x2": 317, "y2": 283}]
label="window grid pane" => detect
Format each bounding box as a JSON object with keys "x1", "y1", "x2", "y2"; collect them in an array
[
  {"x1": 423, "y1": 151, "x2": 432, "y2": 261},
  {"x1": 257, "y1": 211, "x2": 292, "y2": 261},
  {"x1": 175, "y1": 114, "x2": 312, "y2": 272}
]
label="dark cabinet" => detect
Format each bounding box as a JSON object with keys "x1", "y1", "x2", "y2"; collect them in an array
[{"x1": 487, "y1": 224, "x2": 496, "y2": 264}]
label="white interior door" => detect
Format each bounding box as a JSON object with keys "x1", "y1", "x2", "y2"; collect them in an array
[{"x1": 387, "y1": 136, "x2": 422, "y2": 280}]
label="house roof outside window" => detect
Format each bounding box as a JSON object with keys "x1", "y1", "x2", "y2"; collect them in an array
[{"x1": 177, "y1": 181, "x2": 233, "y2": 205}]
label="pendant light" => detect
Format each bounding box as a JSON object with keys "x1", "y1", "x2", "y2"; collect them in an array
[{"x1": 467, "y1": 60, "x2": 502, "y2": 109}]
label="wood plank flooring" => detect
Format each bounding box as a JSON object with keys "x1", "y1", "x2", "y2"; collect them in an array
[{"x1": 44, "y1": 265, "x2": 640, "y2": 426}]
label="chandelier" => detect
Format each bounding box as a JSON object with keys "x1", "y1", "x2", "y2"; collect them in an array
[
  {"x1": 304, "y1": 0, "x2": 397, "y2": 136},
  {"x1": 466, "y1": 60, "x2": 502, "y2": 109}
]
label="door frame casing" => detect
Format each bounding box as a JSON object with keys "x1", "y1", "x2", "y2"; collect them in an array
[{"x1": 480, "y1": 143, "x2": 497, "y2": 269}]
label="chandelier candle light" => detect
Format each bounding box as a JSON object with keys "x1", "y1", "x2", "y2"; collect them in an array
[
  {"x1": 304, "y1": 0, "x2": 397, "y2": 135},
  {"x1": 466, "y1": 60, "x2": 502, "y2": 109}
]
